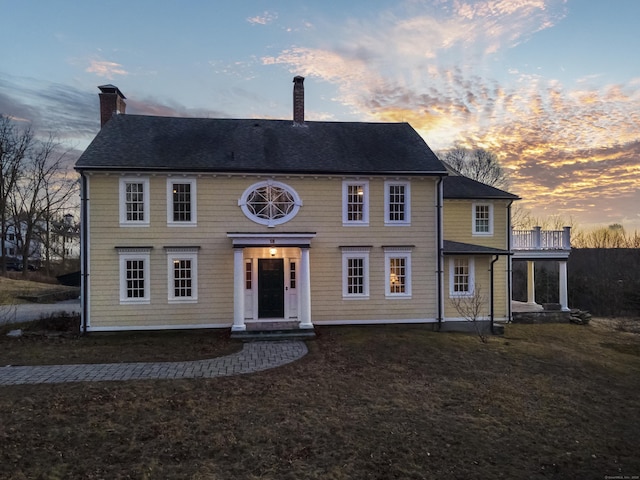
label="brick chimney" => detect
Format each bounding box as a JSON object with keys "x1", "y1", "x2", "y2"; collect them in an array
[
  {"x1": 293, "y1": 76, "x2": 305, "y2": 125},
  {"x1": 98, "y1": 84, "x2": 126, "y2": 127}
]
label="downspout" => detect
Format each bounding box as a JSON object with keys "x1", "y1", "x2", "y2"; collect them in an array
[
  {"x1": 80, "y1": 172, "x2": 88, "y2": 334},
  {"x1": 490, "y1": 254, "x2": 499, "y2": 335},
  {"x1": 436, "y1": 176, "x2": 444, "y2": 331},
  {"x1": 506, "y1": 200, "x2": 514, "y2": 323}
]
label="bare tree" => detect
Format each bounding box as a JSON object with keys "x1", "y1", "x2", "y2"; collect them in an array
[
  {"x1": 440, "y1": 147, "x2": 510, "y2": 190},
  {"x1": 9, "y1": 133, "x2": 78, "y2": 275},
  {"x1": 449, "y1": 286, "x2": 490, "y2": 343},
  {"x1": 0, "y1": 115, "x2": 31, "y2": 273},
  {"x1": 572, "y1": 224, "x2": 640, "y2": 249}
]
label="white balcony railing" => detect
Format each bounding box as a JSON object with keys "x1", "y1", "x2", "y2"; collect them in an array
[{"x1": 512, "y1": 226, "x2": 571, "y2": 250}]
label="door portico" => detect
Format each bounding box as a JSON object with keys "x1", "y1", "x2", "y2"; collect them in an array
[{"x1": 228, "y1": 233, "x2": 316, "y2": 332}]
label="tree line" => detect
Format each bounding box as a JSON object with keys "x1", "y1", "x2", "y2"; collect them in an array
[{"x1": 0, "y1": 115, "x2": 79, "y2": 275}]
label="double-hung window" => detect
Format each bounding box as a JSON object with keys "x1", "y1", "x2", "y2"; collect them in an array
[
  {"x1": 384, "y1": 247, "x2": 412, "y2": 298},
  {"x1": 384, "y1": 181, "x2": 410, "y2": 225},
  {"x1": 166, "y1": 247, "x2": 199, "y2": 303},
  {"x1": 450, "y1": 257, "x2": 474, "y2": 297},
  {"x1": 119, "y1": 177, "x2": 150, "y2": 226},
  {"x1": 167, "y1": 178, "x2": 197, "y2": 226},
  {"x1": 342, "y1": 181, "x2": 369, "y2": 226},
  {"x1": 473, "y1": 203, "x2": 493, "y2": 236},
  {"x1": 117, "y1": 247, "x2": 152, "y2": 304},
  {"x1": 341, "y1": 247, "x2": 370, "y2": 298}
]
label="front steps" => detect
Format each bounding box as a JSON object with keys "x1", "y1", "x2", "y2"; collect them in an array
[{"x1": 231, "y1": 320, "x2": 316, "y2": 341}]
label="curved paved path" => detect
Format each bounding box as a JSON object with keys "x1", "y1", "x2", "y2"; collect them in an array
[{"x1": 0, "y1": 341, "x2": 307, "y2": 386}]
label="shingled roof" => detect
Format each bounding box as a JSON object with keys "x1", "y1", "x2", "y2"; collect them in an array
[
  {"x1": 442, "y1": 240, "x2": 510, "y2": 255},
  {"x1": 443, "y1": 175, "x2": 520, "y2": 200},
  {"x1": 75, "y1": 114, "x2": 447, "y2": 175}
]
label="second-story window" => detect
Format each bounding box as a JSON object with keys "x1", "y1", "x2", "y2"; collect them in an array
[
  {"x1": 385, "y1": 181, "x2": 411, "y2": 225},
  {"x1": 120, "y1": 177, "x2": 150, "y2": 226},
  {"x1": 167, "y1": 178, "x2": 197, "y2": 226},
  {"x1": 473, "y1": 203, "x2": 493, "y2": 235},
  {"x1": 342, "y1": 181, "x2": 369, "y2": 226}
]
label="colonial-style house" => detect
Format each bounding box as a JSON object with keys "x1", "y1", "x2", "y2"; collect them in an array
[{"x1": 75, "y1": 78, "x2": 551, "y2": 334}]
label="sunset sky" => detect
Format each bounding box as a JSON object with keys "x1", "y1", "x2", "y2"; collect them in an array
[{"x1": 1, "y1": 0, "x2": 639, "y2": 231}]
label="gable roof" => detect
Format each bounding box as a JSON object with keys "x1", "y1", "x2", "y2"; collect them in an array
[
  {"x1": 75, "y1": 115, "x2": 447, "y2": 176},
  {"x1": 443, "y1": 175, "x2": 520, "y2": 200}
]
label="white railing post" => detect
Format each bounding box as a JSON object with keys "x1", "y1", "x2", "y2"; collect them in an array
[
  {"x1": 563, "y1": 226, "x2": 572, "y2": 250},
  {"x1": 533, "y1": 226, "x2": 542, "y2": 249}
]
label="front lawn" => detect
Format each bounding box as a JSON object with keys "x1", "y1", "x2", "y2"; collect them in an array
[{"x1": 1, "y1": 321, "x2": 639, "y2": 479}]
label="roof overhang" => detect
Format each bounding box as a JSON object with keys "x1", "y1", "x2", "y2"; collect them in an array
[{"x1": 442, "y1": 240, "x2": 510, "y2": 256}]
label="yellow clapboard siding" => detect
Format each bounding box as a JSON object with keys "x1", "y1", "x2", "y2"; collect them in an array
[{"x1": 86, "y1": 174, "x2": 441, "y2": 329}]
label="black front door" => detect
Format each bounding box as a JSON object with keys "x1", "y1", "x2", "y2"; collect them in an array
[{"x1": 258, "y1": 258, "x2": 285, "y2": 318}]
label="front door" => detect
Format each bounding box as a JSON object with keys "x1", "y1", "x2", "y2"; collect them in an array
[{"x1": 258, "y1": 258, "x2": 284, "y2": 318}]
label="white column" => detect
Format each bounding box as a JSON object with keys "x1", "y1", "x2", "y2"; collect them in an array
[
  {"x1": 527, "y1": 260, "x2": 536, "y2": 304},
  {"x1": 559, "y1": 260, "x2": 569, "y2": 311},
  {"x1": 232, "y1": 247, "x2": 246, "y2": 332},
  {"x1": 298, "y1": 247, "x2": 313, "y2": 329}
]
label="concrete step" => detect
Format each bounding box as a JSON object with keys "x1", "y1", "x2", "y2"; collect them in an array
[{"x1": 231, "y1": 329, "x2": 316, "y2": 341}]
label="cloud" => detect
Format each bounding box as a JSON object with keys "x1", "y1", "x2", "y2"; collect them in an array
[
  {"x1": 262, "y1": 0, "x2": 637, "y2": 229},
  {"x1": 247, "y1": 11, "x2": 278, "y2": 25},
  {"x1": 85, "y1": 59, "x2": 128, "y2": 79}
]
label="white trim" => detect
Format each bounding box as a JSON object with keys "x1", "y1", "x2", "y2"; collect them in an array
[
  {"x1": 442, "y1": 316, "x2": 490, "y2": 322},
  {"x1": 166, "y1": 249, "x2": 199, "y2": 304},
  {"x1": 119, "y1": 176, "x2": 150, "y2": 227},
  {"x1": 449, "y1": 256, "x2": 475, "y2": 297},
  {"x1": 342, "y1": 180, "x2": 369, "y2": 226},
  {"x1": 384, "y1": 180, "x2": 411, "y2": 226},
  {"x1": 238, "y1": 180, "x2": 302, "y2": 227},
  {"x1": 86, "y1": 322, "x2": 233, "y2": 332},
  {"x1": 384, "y1": 247, "x2": 412, "y2": 298},
  {"x1": 341, "y1": 247, "x2": 370, "y2": 299},
  {"x1": 314, "y1": 318, "x2": 437, "y2": 325},
  {"x1": 227, "y1": 232, "x2": 316, "y2": 247},
  {"x1": 472, "y1": 202, "x2": 493, "y2": 236},
  {"x1": 117, "y1": 249, "x2": 151, "y2": 304},
  {"x1": 167, "y1": 177, "x2": 197, "y2": 227}
]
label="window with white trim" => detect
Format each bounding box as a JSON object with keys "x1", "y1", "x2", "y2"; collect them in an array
[
  {"x1": 117, "y1": 247, "x2": 151, "y2": 304},
  {"x1": 166, "y1": 247, "x2": 199, "y2": 303},
  {"x1": 342, "y1": 181, "x2": 369, "y2": 225},
  {"x1": 238, "y1": 180, "x2": 302, "y2": 227},
  {"x1": 384, "y1": 247, "x2": 412, "y2": 297},
  {"x1": 473, "y1": 203, "x2": 493, "y2": 235},
  {"x1": 450, "y1": 257, "x2": 475, "y2": 297},
  {"x1": 384, "y1": 181, "x2": 410, "y2": 225},
  {"x1": 119, "y1": 177, "x2": 150, "y2": 226},
  {"x1": 167, "y1": 178, "x2": 197, "y2": 226},
  {"x1": 341, "y1": 247, "x2": 370, "y2": 298}
]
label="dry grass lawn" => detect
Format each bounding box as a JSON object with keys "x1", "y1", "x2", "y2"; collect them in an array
[
  {"x1": 1, "y1": 319, "x2": 639, "y2": 479},
  {"x1": 0, "y1": 276, "x2": 78, "y2": 305}
]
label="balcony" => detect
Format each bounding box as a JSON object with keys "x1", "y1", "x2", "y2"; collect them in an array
[{"x1": 511, "y1": 226, "x2": 571, "y2": 259}]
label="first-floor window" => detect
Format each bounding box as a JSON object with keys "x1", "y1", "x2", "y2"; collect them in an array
[
  {"x1": 450, "y1": 257, "x2": 474, "y2": 297},
  {"x1": 384, "y1": 248, "x2": 412, "y2": 297},
  {"x1": 117, "y1": 248, "x2": 152, "y2": 304},
  {"x1": 342, "y1": 248, "x2": 370, "y2": 298},
  {"x1": 166, "y1": 247, "x2": 199, "y2": 303}
]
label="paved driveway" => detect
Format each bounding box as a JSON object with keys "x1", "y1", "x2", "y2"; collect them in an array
[{"x1": 1, "y1": 298, "x2": 80, "y2": 325}]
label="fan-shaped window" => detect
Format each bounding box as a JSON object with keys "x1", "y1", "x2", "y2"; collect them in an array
[{"x1": 239, "y1": 181, "x2": 302, "y2": 227}]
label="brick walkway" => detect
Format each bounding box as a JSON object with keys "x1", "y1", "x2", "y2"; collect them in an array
[{"x1": 0, "y1": 341, "x2": 308, "y2": 386}]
